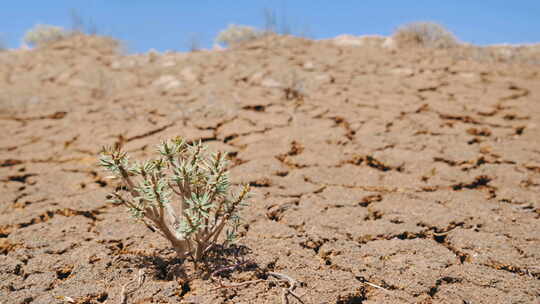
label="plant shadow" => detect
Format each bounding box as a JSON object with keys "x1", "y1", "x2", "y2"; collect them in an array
[{"x1": 125, "y1": 244, "x2": 258, "y2": 282}]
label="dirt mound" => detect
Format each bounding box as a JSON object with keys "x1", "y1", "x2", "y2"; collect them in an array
[{"x1": 1, "y1": 34, "x2": 539, "y2": 303}]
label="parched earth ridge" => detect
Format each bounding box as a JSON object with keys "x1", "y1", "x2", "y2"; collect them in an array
[{"x1": 0, "y1": 35, "x2": 539, "y2": 303}]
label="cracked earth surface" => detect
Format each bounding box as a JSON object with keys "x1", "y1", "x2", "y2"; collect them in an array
[{"x1": 1, "y1": 35, "x2": 539, "y2": 303}]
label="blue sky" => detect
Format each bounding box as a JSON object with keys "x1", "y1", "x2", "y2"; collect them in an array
[{"x1": 1, "y1": 1, "x2": 539, "y2": 53}]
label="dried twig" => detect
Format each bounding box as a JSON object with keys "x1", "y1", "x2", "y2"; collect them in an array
[
  {"x1": 210, "y1": 261, "x2": 264, "y2": 290},
  {"x1": 210, "y1": 278, "x2": 266, "y2": 291},
  {"x1": 268, "y1": 272, "x2": 304, "y2": 304},
  {"x1": 361, "y1": 279, "x2": 391, "y2": 292},
  {"x1": 211, "y1": 260, "x2": 252, "y2": 278},
  {"x1": 209, "y1": 269, "x2": 304, "y2": 304},
  {"x1": 356, "y1": 276, "x2": 411, "y2": 301},
  {"x1": 119, "y1": 269, "x2": 145, "y2": 304}
]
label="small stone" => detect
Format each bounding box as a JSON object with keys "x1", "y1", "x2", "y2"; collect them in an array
[
  {"x1": 161, "y1": 60, "x2": 176, "y2": 67},
  {"x1": 382, "y1": 37, "x2": 397, "y2": 49},
  {"x1": 390, "y1": 68, "x2": 414, "y2": 77},
  {"x1": 303, "y1": 61, "x2": 315, "y2": 71},
  {"x1": 314, "y1": 73, "x2": 333, "y2": 84},
  {"x1": 152, "y1": 75, "x2": 182, "y2": 90},
  {"x1": 261, "y1": 78, "x2": 281, "y2": 88},
  {"x1": 180, "y1": 67, "x2": 197, "y2": 82}
]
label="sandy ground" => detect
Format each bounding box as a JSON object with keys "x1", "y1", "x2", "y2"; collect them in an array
[{"x1": 1, "y1": 34, "x2": 539, "y2": 303}]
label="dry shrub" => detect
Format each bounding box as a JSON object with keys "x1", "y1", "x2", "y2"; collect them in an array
[
  {"x1": 23, "y1": 24, "x2": 71, "y2": 47},
  {"x1": 215, "y1": 24, "x2": 264, "y2": 47},
  {"x1": 393, "y1": 21, "x2": 458, "y2": 49},
  {"x1": 23, "y1": 22, "x2": 122, "y2": 54}
]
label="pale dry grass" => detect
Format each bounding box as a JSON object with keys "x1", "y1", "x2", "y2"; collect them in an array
[
  {"x1": 215, "y1": 24, "x2": 264, "y2": 47},
  {"x1": 393, "y1": 21, "x2": 458, "y2": 49},
  {"x1": 453, "y1": 44, "x2": 540, "y2": 65}
]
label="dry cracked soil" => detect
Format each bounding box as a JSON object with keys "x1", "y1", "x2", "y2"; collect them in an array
[{"x1": 0, "y1": 34, "x2": 539, "y2": 303}]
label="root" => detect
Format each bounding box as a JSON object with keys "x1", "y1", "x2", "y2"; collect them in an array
[
  {"x1": 268, "y1": 272, "x2": 304, "y2": 304},
  {"x1": 210, "y1": 268, "x2": 305, "y2": 304},
  {"x1": 119, "y1": 269, "x2": 145, "y2": 304}
]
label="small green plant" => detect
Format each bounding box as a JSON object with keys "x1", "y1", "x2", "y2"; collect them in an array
[
  {"x1": 393, "y1": 21, "x2": 458, "y2": 49},
  {"x1": 23, "y1": 24, "x2": 70, "y2": 47},
  {"x1": 99, "y1": 137, "x2": 251, "y2": 262},
  {"x1": 215, "y1": 24, "x2": 263, "y2": 47}
]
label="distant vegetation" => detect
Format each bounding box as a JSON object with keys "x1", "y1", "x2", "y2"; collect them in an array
[
  {"x1": 23, "y1": 24, "x2": 71, "y2": 47},
  {"x1": 392, "y1": 21, "x2": 459, "y2": 49},
  {"x1": 14, "y1": 17, "x2": 539, "y2": 65},
  {"x1": 215, "y1": 24, "x2": 264, "y2": 47},
  {"x1": 214, "y1": 8, "x2": 311, "y2": 48},
  {"x1": 22, "y1": 10, "x2": 113, "y2": 49}
]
